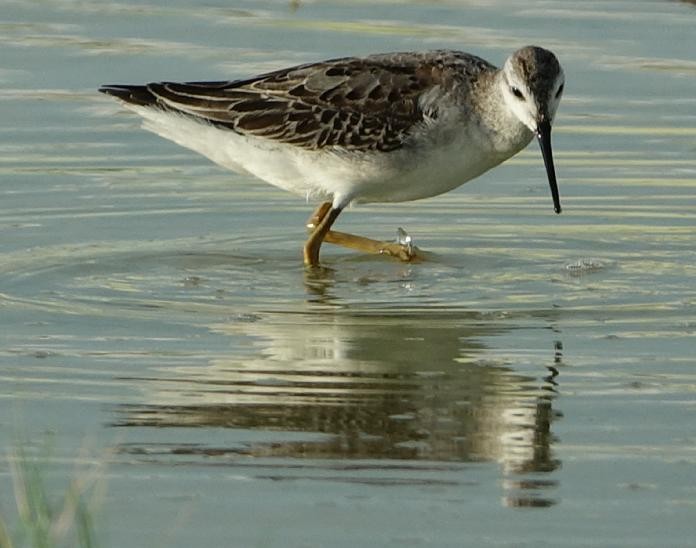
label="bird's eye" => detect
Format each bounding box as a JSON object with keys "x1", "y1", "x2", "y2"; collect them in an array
[
  {"x1": 555, "y1": 84, "x2": 564, "y2": 98},
  {"x1": 510, "y1": 86, "x2": 525, "y2": 100}
]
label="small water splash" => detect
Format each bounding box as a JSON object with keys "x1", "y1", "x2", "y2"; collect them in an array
[
  {"x1": 395, "y1": 227, "x2": 413, "y2": 256},
  {"x1": 565, "y1": 257, "x2": 606, "y2": 275}
]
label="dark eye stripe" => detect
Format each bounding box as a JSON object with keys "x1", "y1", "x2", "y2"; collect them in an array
[
  {"x1": 511, "y1": 86, "x2": 524, "y2": 100},
  {"x1": 555, "y1": 84, "x2": 564, "y2": 98}
]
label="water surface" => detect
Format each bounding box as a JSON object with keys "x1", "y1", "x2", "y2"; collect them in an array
[{"x1": 1, "y1": 1, "x2": 695, "y2": 546}]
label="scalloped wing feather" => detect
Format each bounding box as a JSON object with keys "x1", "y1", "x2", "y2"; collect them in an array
[{"x1": 104, "y1": 51, "x2": 495, "y2": 153}]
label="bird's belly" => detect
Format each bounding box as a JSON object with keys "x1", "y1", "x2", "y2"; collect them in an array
[
  {"x1": 136, "y1": 108, "x2": 335, "y2": 199},
  {"x1": 353, "y1": 135, "x2": 519, "y2": 204},
  {"x1": 135, "y1": 106, "x2": 530, "y2": 207}
]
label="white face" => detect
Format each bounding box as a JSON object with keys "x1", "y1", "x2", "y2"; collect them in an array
[{"x1": 500, "y1": 57, "x2": 565, "y2": 133}]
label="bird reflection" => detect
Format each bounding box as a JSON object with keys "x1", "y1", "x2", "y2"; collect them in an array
[{"x1": 113, "y1": 309, "x2": 562, "y2": 506}]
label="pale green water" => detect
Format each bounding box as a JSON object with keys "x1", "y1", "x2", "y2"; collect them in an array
[{"x1": 1, "y1": 1, "x2": 695, "y2": 546}]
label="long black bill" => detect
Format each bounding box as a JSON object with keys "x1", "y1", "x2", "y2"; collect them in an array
[{"x1": 535, "y1": 120, "x2": 562, "y2": 214}]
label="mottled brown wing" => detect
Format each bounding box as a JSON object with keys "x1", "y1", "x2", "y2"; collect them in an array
[{"x1": 112, "y1": 51, "x2": 491, "y2": 152}]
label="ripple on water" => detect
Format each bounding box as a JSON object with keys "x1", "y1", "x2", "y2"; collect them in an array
[{"x1": 2, "y1": 2, "x2": 696, "y2": 541}]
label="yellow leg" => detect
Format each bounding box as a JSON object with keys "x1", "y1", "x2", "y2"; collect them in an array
[
  {"x1": 304, "y1": 202, "x2": 417, "y2": 263},
  {"x1": 306, "y1": 202, "x2": 332, "y2": 231},
  {"x1": 323, "y1": 230, "x2": 415, "y2": 261},
  {"x1": 303, "y1": 204, "x2": 342, "y2": 266}
]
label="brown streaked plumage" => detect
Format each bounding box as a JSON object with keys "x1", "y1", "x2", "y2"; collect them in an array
[{"x1": 102, "y1": 51, "x2": 494, "y2": 153}]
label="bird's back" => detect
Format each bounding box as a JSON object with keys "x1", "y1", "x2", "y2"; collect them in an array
[{"x1": 100, "y1": 50, "x2": 496, "y2": 154}]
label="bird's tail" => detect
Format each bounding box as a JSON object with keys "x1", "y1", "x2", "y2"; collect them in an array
[{"x1": 99, "y1": 85, "x2": 158, "y2": 107}]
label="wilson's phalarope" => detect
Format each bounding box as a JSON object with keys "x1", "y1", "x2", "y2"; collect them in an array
[{"x1": 100, "y1": 46, "x2": 564, "y2": 267}]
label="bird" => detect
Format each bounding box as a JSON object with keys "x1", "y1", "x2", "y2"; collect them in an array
[{"x1": 99, "y1": 45, "x2": 564, "y2": 267}]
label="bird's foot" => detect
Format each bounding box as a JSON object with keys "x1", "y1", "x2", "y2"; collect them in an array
[
  {"x1": 377, "y1": 227, "x2": 416, "y2": 261},
  {"x1": 305, "y1": 204, "x2": 419, "y2": 262}
]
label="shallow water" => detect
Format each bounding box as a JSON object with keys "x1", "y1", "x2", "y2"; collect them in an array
[{"x1": 1, "y1": 0, "x2": 695, "y2": 546}]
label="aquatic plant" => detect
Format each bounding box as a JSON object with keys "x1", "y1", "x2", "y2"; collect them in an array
[{"x1": 0, "y1": 442, "x2": 105, "y2": 548}]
